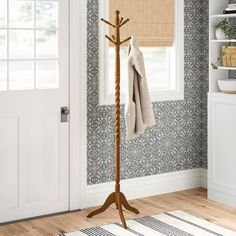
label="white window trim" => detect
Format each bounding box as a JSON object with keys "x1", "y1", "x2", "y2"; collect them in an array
[
  {"x1": 69, "y1": 0, "x2": 87, "y2": 210},
  {"x1": 99, "y1": 0, "x2": 184, "y2": 105}
]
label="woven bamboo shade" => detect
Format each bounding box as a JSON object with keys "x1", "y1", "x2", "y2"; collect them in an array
[{"x1": 109, "y1": 0, "x2": 174, "y2": 47}]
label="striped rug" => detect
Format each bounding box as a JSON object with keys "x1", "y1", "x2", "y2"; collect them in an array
[{"x1": 59, "y1": 211, "x2": 236, "y2": 236}]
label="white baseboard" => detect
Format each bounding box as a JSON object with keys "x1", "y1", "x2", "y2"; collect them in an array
[
  {"x1": 200, "y1": 168, "x2": 208, "y2": 189},
  {"x1": 85, "y1": 168, "x2": 207, "y2": 208}
]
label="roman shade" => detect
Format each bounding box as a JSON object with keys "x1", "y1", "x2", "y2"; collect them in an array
[{"x1": 109, "y1": 0, "x2": 174, "y2": 47}]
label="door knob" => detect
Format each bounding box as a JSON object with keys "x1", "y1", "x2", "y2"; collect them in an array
[{"x1": 61, "y1": 106, "x2": 70, "y2": 122}]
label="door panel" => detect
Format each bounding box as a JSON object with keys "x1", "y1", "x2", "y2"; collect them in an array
[
  {"x1": 0, "y1": 0, "x2": 69, "y2": 223},
  {"x1": 24, "y1": 115, "x2": 60, "y2": 205},
  {"x1": 214, "y1": 103, "x2": 236, "y2": 189},
  {"x1": 0, "y1": 117, "x2": 19, "y2": 209}
]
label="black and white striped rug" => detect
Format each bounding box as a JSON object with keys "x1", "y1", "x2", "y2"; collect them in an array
[{"x1": 59, "y1": 211, "x2": 236, "y2": 236}]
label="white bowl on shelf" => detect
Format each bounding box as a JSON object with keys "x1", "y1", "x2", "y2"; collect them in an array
[
  {"x1": 218, "y1": 79, "x2": 236, "y2": 94},
  {"x1": 215, "y1": 28, "x2": 228, "y2": 40}
]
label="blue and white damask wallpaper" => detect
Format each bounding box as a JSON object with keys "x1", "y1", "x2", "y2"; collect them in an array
[{"x1": 87, "y1": 0, "x2": 209, "y2": 185}]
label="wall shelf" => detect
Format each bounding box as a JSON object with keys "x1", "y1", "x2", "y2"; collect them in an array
[
  {"x1": 210, "y1": 39, "x2": 236, "y2": 43},
  {"x1": 217, "y1": 66, "x2": 236, "y2": 70},
  {"x1": 209, "y1": 91, "x2": 236, "y2": 97},
  {"x1": 210, "y1": 14, "x2": 236, "y2": 18}
]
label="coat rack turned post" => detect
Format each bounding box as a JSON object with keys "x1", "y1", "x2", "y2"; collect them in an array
[{"x1": 87, "y1": 10, "x2": 139, "y2": 229}]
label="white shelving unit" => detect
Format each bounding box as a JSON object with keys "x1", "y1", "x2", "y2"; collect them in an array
[
  {"x1": 209, "y1": 3, "x2": 236, "y2": 92},
  {"x1": 208, "y1": 0, "x2": 236, "y2": 209}
]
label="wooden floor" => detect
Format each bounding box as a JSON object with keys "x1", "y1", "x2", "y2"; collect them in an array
[{"x1": 1, "y1": 188, "x2": 236, "y2": 236}]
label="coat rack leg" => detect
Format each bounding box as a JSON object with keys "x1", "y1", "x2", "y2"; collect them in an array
[
  {"x1": 87, "y1": 192, "x2": 115, "y2": 218},
  {"x1": 120, "y1": 192, "x2": 140, "y2": 214},
  {"x1": 116, "y1": 192, "x2": 127, "y2": 229}
]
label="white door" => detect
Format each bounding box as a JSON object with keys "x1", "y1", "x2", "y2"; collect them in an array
[{"x1": 0, "y1": 0, "x2": 69, "y2": 222}]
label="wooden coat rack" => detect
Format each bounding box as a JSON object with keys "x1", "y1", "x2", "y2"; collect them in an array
[{"x1": 87, "y1": 11, "x2": 140, "y2": 229}]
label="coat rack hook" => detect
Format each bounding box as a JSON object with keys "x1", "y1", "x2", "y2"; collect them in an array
[
  {"x1": 119, "y1": 18, "x2": 130, "y2": 28},
  {"x1": 101, "y1": 18, "x2": 116, "y2": 28},
  {"x1": 120, "y1": 36, "x2": 132, "y2": 45},
  {"x1": 105, "y1": 35, "x2": 116, "y2": 45}
]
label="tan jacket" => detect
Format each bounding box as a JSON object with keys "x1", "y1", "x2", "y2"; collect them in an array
[{"x1": 125, "y1": 36, "x2": 156, "y2": 140}]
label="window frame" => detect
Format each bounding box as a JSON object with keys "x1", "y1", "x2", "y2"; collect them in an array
[
  {"x1": 99, "y1": 0, "x2": 184, "y2": 105},
  {"x1": 0, "y1": 0, "x2": 60, "y2": 91}
]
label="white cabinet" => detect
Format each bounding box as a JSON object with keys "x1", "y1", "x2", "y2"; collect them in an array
[
  {"x1": 208, "y1": 93, "x2": 236, "y2": 208},
  {"x1": 208, "y1": 0, "x2": 236, "y2": 208}
]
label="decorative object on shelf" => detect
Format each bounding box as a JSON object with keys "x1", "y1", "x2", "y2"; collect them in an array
[
  {"x1": 223, "y1": 3, "x2": 236, "y2": 14},
  {"x1": 223, "y1": 9, "x2": 236, "y2": 14},
  {"x1": 215, "y1": 28, "x2": 228, "y2": 39},
  {"x1": 218, "y1": 79, "x2": 236, "y2": 93},
  {"x1": 222, "y1": 46, "x2": 236, "y2": 67},
  {"x1": 228, "y1": 3, "x2": 236, "y2": 9},
  {"x1": 215, "y1": 19, "x2": 236, "y2": 40},
  {"x1": 211, "y1": 46, "x2": 236, "y2": 69},
  {"x1": 211, "y1": 57, "x2": 221, "y2": 69}
]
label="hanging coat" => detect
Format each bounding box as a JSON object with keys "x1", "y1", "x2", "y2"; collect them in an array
[{"x1": 125, "y1": 36, "x2": 156, "y2": 140}]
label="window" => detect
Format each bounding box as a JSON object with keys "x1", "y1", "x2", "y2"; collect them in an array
[
  {"x1": 108, "y1": 47, "x2": 172, "y2": 94},
  {"x1": 0, "y1": 0, "x2": 59, "y2": 91},
  {"x1": 99, "y1": 0, "x2": 184, "y2": 105}
]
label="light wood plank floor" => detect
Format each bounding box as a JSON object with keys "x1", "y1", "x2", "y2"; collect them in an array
[{"x1": 1, "y1": 188, "x2": 236, "y2": 236}]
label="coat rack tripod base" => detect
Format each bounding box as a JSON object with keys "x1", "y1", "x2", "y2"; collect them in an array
[
  {"x1": 87, "y1": 190, "x2": 139, "y2": 228},
  {"x1": 87, "y1": 11, "x2": 140, "y2": 229}
]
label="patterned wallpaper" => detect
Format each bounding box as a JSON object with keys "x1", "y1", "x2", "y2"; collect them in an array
[{"x1": 87, "y1": 0, "x2": 209, "y2": 185}]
